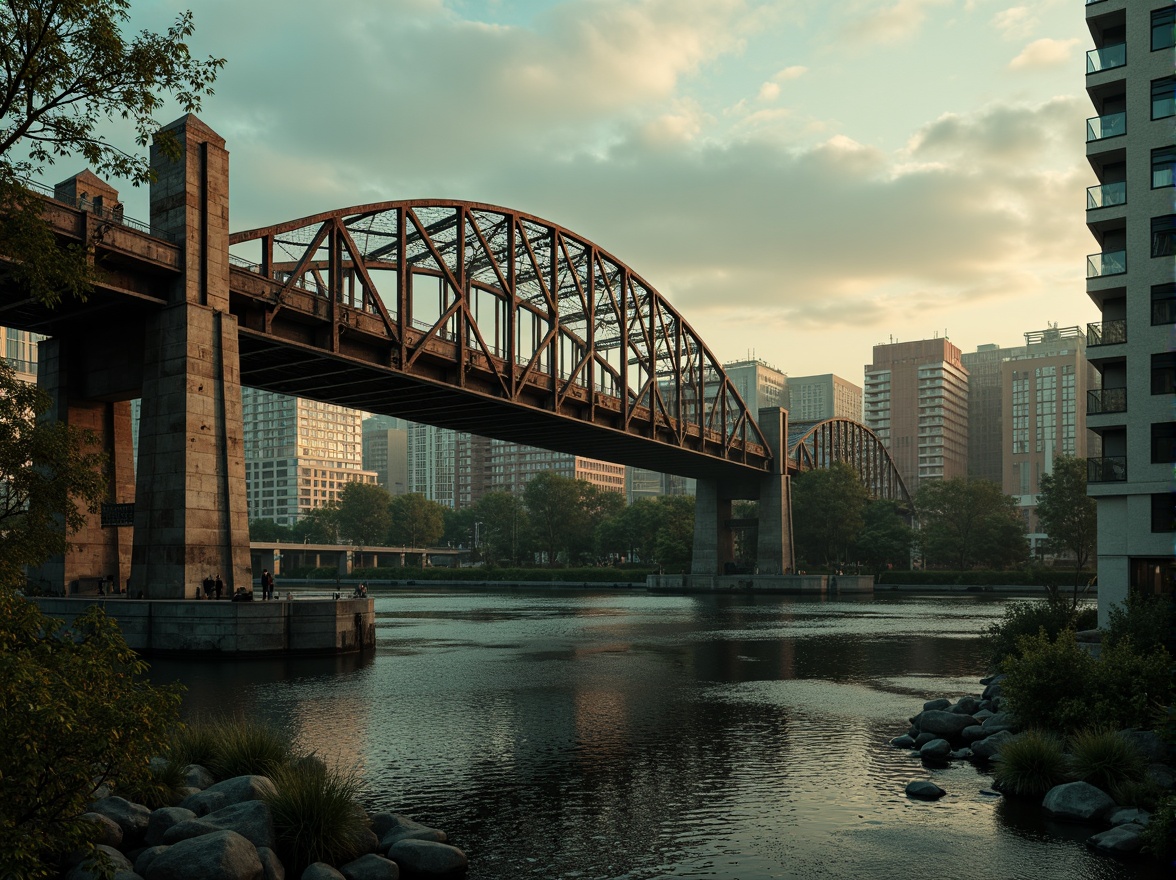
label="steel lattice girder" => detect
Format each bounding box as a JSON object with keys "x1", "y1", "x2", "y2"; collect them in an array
[
  {"x1": 227, "y1": 200, "x2": 773, "y2": 487},
  {"x1": 788, "y1": 418, "x2": 913, "y2": 505}
]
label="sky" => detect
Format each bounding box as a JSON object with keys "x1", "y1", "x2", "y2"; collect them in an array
[{"x1": 98, "y1": 0, "x2": 1098, "y2": 384}]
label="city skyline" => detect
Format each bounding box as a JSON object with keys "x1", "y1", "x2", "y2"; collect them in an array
[{"x1": 47, "y1": 0, "x2": 1100, "y2": 384}]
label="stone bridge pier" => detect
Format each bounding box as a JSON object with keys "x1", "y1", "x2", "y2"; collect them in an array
[{"x1": 691, "y1": 407, "x2": 795, "y2": 576}]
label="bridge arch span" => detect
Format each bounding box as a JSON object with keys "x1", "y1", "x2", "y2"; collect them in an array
[{"x1": 787, "y1": 418, "x2": 912, "y2": 506}]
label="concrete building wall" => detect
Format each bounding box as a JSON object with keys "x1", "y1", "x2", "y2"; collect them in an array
[
  {"x1": 723, "y1": 359, "x2": 787, "y2": 414},
  {"x1": 362, "y1": 417, "x2": 409, "y2": 495},
  {"x1": 962, "y1": 342, "x2": 1026, "y2": 483},
  {"x1": 787, "y1": 373, "x2": 863, "y2": 421}
]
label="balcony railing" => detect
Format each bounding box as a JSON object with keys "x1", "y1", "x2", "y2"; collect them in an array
[
  {"x1": 1087, "y1": 181, "x2": 1126, "y2": 209},
  {"x1": 1087, "y1": 112, "x2": 1126, "y2": 141},
  {"x1": 1087, "y1": 43, "x2": 1126, "y2": 74},
  {"x1": 1088, "y1": 455, "x2": 1127, "y2": 482},
  {"x1": 1087, "y1": 387, "x2": 1127, "y2": 414},
  {"x1": 1086, "y1": 319, "x2": 1126, "y2": 346},
  {"x1": 1087, "y1": 250, "x2": 1126, "y2": 277},
  {"x1": 1153, "y1": 298, "x2": 1176, "y2": 325}
]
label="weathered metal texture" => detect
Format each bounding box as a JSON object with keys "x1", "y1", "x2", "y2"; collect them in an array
[
  {"x1": 227, "y1": 201, "x2": 772, "y2": 485},
  {"x1": 788, "y1": 418, "x2": 912, "y2": 505}
]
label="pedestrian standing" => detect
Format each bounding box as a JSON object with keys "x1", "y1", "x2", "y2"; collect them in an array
[
  {"x1": 214, "y1": 574, "x2": 223, "y2": 600},
  {"x1": 261, "y1": 569, "x2": 273, "y2": 600}
]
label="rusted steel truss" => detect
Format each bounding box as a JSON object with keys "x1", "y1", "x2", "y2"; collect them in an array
[
  {"x1": 229, "y1": 200, "x2": 771, "y2": 474},
  {"x1": 788, "y1": 418, "x2": 912, "y2": 505}
]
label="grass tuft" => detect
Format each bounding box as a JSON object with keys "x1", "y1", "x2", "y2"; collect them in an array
[
  {"x1": 263, "y1": 760, "x2": 370, "y2": 875},
  {"x1": 1068, "y1": 727, "x2": 1146, "y2": 801},
  {"x1": 116, "y1": 757, "x2": 188, "y2": 809},
  {"x1": 992, "y1": 730, "x2": 1070, "y2": 799}
]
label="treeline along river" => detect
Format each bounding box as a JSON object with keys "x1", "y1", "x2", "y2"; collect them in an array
[{"x1": 147, "y1": 590, "x2": 1167, "y2": 880}]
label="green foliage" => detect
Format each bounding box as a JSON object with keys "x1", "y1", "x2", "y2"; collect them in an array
[
  {"x1": 0, "y1": 361, "x2": 108, "y2": 583},
  {"x1": 168, "y1": 720, "x2": 221, "y2": 769},
  {"x1": 915, "y1": 478, "x2": 1028, "y2": 570},
  {"x1": 1068, "y1": 728, "x2": 1146, "y2": 802},
  {"x1": 0, "y1": 590, "x2": 182, "y2": 878},
  {"x1": 596, "y1": 495, "x2": 694, "y2": 570},
  {"x1": 992, "y1": 730, "x2": 1070, "y2": 798},
  {"x1": 0, "y1": 0, "x2": 224, "y2": 307},
  {"x1": 116, "y1": 756, "x2": 187, "y2": 809},
  {"x1": 204, "y1": 717, "x2": 292, "y2": 780},
  {"x1": 1001, "y1": 630, "x2": 1096, "y2": 734},
  {"x1": 1035, "y1": 454, "x2": 1097, "y2": 600},
  {"x1": 983, "y1": 599, "x2": 1087, "y2": 672},
  {"x1": 249, "y1": 518, "x2": 294, "y2": 542},
  {"x1": 874, "y1": 569, "x2": 1097, "y2": 587},
  {"x1": 852, "y1": 499, "x2": 913, "y2": 574},
  {"x1": 334, "y1": 482, "x2": 393, "y2": 546},
  {"x1": 471, "y1": 491, "x2": 529, "y2": 566},
  {"x1": 1141, "y1": 795, "x2": 1176, "y2": 863},
  {"x1": 791, "y1": 462, "x2": 869, "y2": 567},
  {"x1": 1088, "y1": 641, "x2": 1173, "y2": 731},
  {"x1": 387, "y1": 493, "x2": 445, "y2": 549},
  {"x1": 1104, "y1": 592, "x2": 1174, "y2": 654},
  {"x1": 264, "y1": 760, "x2": 370, "y2": 875},
  {"x1": 292, "y1": 505, "x2": 340, "y2": 545}
]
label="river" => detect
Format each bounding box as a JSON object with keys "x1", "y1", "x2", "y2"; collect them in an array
[{"x1": 147, "y1": 589, "x2": 1167, "y2": 880}]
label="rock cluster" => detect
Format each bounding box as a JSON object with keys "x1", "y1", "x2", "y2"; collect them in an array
[
  {"x1": 892, "y1": 674, "x2": 1176, "y2": 860},
  {"x1": 65, "y1": 767, "x2": 468, "y2": 880}
]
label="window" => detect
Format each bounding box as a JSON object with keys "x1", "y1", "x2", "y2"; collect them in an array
[
  {"x1": 1153, "y1": 215, "x2": 1176, "y2": 257},
  {"x1": 1154, "y1": 283, "x2": 1176, "y2": 325},
  {"x1": 1155, "y1": 146, "x2": 1176, "y2": 188},
  {"x1": 1152, "y1": 422, "x2": 1176, "y2": 463},
  {"x1": 1152, "y1": 77, "x2": 1176, "y2": 119},
  {"x1": 1154, "y1": 7, "x2": 1176, "y2": 51},
  {"x1": 1153, "y1": 493, "x2": 1176, "y2": 532},
  {"x1": 1153, "y1": 353, "x2": 1176, "y2": 394}
]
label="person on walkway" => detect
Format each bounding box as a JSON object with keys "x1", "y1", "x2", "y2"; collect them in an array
[
  {"x1": 214, "y1": 574, "x2": 223, "y2": 600},
  {"x1": 203, "y1": 575, "x2": 213, "y2": 598},
  {"x1": 261, "y1": 569, "x2": 273, "y2": 600}
]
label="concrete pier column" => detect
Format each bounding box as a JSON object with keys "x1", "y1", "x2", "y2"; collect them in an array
[
  {"x1": 755, "y1": 407, "x2": 795, "y2": 575},
  {"x1": 130, "y1": 115, "x2": 250, "y2": 598},
  {"x1": 691, "y1": 479, "x2": 734, "y2": 575}
]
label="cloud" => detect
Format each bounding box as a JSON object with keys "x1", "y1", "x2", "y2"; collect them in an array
[
  {"x1": 840, "y1": 0, "x2": 950, "y2": 44},
  {"x1": 992, "y1": 6, "x2": 1033, "y2": 38},
  {"x1": 757, "y1": 82, "x2": 781, "y2": 101},
  {"x1": 1008, "y1": 37, "x2": 1080, "y2": 70},
  {"x1": 772, "y1": 66, "x2": 809, "y2": 82}
]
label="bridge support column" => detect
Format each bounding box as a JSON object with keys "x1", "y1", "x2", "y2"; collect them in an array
[
  {"x1": 755, "y1": 407, "x2": 795, "y2": 576},
  {"x1": 32, "y1": 339, "x2": 136, "y2": 595},
  {"x1": 130, "y1": 114, "x2": 251, "y2": 599},
  {"x1": 691, "y1": 480, "x2": 734, "y2": 575}
]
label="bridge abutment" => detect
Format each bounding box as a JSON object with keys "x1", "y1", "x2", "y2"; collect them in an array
[{"x1": 754, "y1": 407, "x2": 795, "y2": 576}]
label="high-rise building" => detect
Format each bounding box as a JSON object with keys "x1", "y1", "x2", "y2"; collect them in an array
[
  {"x1": 1001, "y1": 326, "x2": 1100, "y2": 556},
  {"x1": 962, "y1": 341, "x2": 1027, "y2": 484},
  {"x1": 722, "y1": 359, "x2": 787, "y2": 414},
  {"x1": 242, "y1": 389, "x2": 377, "y2": 525},
  {"x1": 1084, "y1": 1, "x2": 1176, "y2": 612},
  {"x1": 408, "y1": 423, "x2": 459, "y2": 508},
  {"x1": 361, "y1": 415, "x2": 409, "y2": 495},
  {"x1": 4, "y1": 327, "x2": 44, "y2": 383},
  {"x1": 864, "y1": 338, "x2": 969, "y2": 492},
  {"x1": 625, "y1": 467, "x2": 694, "y2": 503},
  {"x1": 786, "y1": 373, "x2": 862, "y2": 421},
  {"x1": 478, "y1": 439, "x2": 625, "y2": 497}
]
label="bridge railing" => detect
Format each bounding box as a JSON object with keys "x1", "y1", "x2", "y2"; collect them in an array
[{"x1": 22, "y1": 176, "x2": 154, "y2": 236}]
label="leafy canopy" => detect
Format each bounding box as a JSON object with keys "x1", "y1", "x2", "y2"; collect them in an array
[
  {"x1": 1035, "y1": 454, "x2": 1097, "y2": 597},
  {"x1": 791, "y1": 462, "x2": 869, "y2": 567},
  {"x1": 915, "y1": 477, "x2": 1027, "y2": 570}
]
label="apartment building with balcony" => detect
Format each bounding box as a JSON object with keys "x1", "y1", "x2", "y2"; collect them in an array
[{"x1": 1083, "y1": 0, "x2": 1176, "y2": 615}]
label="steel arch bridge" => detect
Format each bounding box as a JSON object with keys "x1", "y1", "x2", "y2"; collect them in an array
[
  {"x1": 227, "y1": 200, "x2": 772, "y2": 489},
  {"x1": 788, "y1": 418, "x2": 912, "y2": 505}
]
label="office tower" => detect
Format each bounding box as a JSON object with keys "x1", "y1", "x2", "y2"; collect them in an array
[
  {"x1": 1084, "y1": 1, "x2": 1176, "y2": 608},
  {"x1": 722, "y1": 359, "x2": 787, "y2": 414},
  {"x1": 864, "y1": 338, "x2": 969, "y2": 492},
  {"x1": 479, "y1": 439, "x2": 625, "y2": 497},
  {"x1": 625, "y1": 468, "x2": 694, "y2": 503},
  {"x1": 962, "y1": 341, "x2": 1028, "y2": 484},
  {"x1": 1001, "y1": 326, "x2": 1099, "y2": 556},
  {"x1": 786, "y1": 373, "x2": 863, "y2": 421},
  {"x1": 242, "y1": 389, "x2": 377, "y2": 525},
  {"x1": 362, "y1": 415, "x2": 409, "y2": 495},
  {"x1": 408, "y1": 423, "x2": 459, "y2": 508},
  {"x1": 4, "y1": 327, "x2": 44, "y2": 383}
]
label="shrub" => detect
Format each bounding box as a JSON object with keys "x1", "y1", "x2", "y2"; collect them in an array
[
  {"x1": 116, "y1": 756, "x2": 188, "y2": 809},
  {"x1": 0, "y1": 591, "x2": 182, "y2": 878},
  {"x1": 264, "y1": 760, "x2": 370, "y2": 875},
  {"x1": 168, "y1": 719, "x2": 221, "y2": 769},
  {"x1": 1141, "y1": 795, "x2": 1176, "y2": 863},
  {"x1": 205, "y1": 717, "x2": 292, "y2": 780},
  {"x1": 992, "y1": 730, "x2": 1071, "y2": 798},
  {"x1": 1104, "y1": 593, "x2": 1174, "y2": 654},
  {"x1": 982, "y1": 599, "x2": 1085, "y2": 672},
  {"x1": 1068, "y1": 728, "x2": 1146, "y2": 801},
  {"x1": 1001, "y1": 630, "x2": 1096, "y2": 733},
  {"x1": 1089, "y1": 642, "x2": 1173, "y2": 731}
]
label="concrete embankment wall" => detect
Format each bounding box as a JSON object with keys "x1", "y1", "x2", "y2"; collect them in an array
[
  {"x1": 646, "y1": 574, "x2": 874, "y2": 594},
  {"x1": 31, "y1": 597, "x2": 375, "y2": 656}
]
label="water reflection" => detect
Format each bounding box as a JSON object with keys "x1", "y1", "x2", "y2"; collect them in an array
[{"x1": 148, "y1": 591, "x2": 1162, "y2": 880}]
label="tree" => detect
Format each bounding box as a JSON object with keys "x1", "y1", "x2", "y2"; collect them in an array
[
  {"x1": 292, "y1": 505, "x2": 339, "y2": 545},
  {"x1": 791, "y1": 463, "x2": 869, "y2": 567},
  {"x1": 0, "y1": 590, "x2": 182, "y2": 877},
  {"x1": 651, "y1": 494, "x2": 694, "y2": 571},
  {"x1": 0, "y1": 0, "x2": 224, "y2": 306},
  {"x1": 916, "y1": 478, "x2": 1028, "y2": 570},
  {"x1": 472, "y1": 492, "x2": 528, "y2": 566},
  {"x1": 387, "y1": 493, "x2": 445, "y2": 549},
  {"x1": 524, "y1": 471, "x2": 583, "y2": 565},
  {"x1": 0, "y1": 361, "x2": 106, "y2": 584},
  {"x1": 853, "y1": 500, "x2": 914, "y2": 575},
  {"x1": 1036, "y1": 454, "x2": 1098, "y2": 604},
  {"x1": 334, "y1": 482, "x2": 392, "y2": 546},
  {"x1": 249, "y1": 518, "x2": 292, "y2": 542}
]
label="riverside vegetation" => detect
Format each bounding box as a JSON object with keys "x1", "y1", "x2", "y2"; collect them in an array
[
  {"x1": 893, "y1": 594, "x2": 1175, "y2": 865},
  {"x1": 0, "y1": 589, "x2": 467, "y2": 879}
]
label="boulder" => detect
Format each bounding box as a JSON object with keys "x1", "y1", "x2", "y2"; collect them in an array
[
  {"x1": 135, "y1": 846, "x2": 169, "y2": 878},
  {"x1": 1117, "y1": 729, "x2": 1174, "y2": 764},
  {"x1": 950, "y1": 696, "x2": 981, "y2": 716},
  {"x1": 302, "y1": 864, "x2": 346, "y2": 880},
  {"x1": 359, "y1": 827, "x2": 381, "y2": 854},
  {"x1": 1147, "y1": 763, "x2": 1175, "y2": 790},
  {"x1": 1042, "y1": 782, "x2": 1116, "y2": 823},
  {"x1": 370, "y1": 813, "x2": 400, "y2": 839},
  {"x1": 340, "y1": 853, "x2": 400, "y2": 880},
  {"x1": 982, "y1": 682, "x2": 1003, "y2": 701},
  {"x1": 913, "y1": 732, "x2": 938, "y2": 748},
  {"x1": 257, "y1": 846, "x2": 286, "y2": 880},
  {"x1": 980, "y1": 712, "x2": 1018, "y2": 735},
  {"x1": 90, "y1": 796, "x2": 152, "y2": 845},
  {"x1": 981, "y1": 674, "x2": 1006, "y2": 699},
  {"x1": 919, "y1": 739, "x2": 952, "y2": 761},
  {"x1": 164, "y1": 799, "x2": 275, "y2": 851},
  {"x1": 145, "y1": 830, "x2": 263, "y2": 880},
  {"x1": 1108, "y1": 807, "x2": 1150, "y2": 827},
  {"x1": 960, "y1": 725, "x2": 987, "y2": 744},
  {"x1": 66, "y1": 845, "x2": 134, "y2": 880},
  {"x1": 81, "y1": 811, "x2": 124, "y2": 848},
  {"x1": 971, "y1": 730, "x2": 1015, "y2": 762},
  {"x1": 904, "y1": 781, "x2": 945, "y2": 801},
  {"x1": 146, "y1": 807, "x2": 197, "y2": 846},
  {"x1": 922, "y1": 698, "x2": 951, "y2": 711},
  {"x1": 386, "y1": 840, "x2": 468, "y2": 877},
  {"x1": 185, "y1": 764, "x2": 217, "y2": 790},
  {"x1": 1086, "y1": 825, "x2": 1143, "y2": 854},
  {"x1": 180, "y1": 775, "x2": 276, "y2": 817},
  {"x1": 911, "y1": 710, "x2": 977, "y2": 738},
  {"x1": 889, "y1": 734, "x2": 916, "y2": 749},
  {"x1": 378, "y1": 815, "x2": 447, "y2": 851},
  {"x1": 972, "y1": 709, "x2": 994, "y2": 722},
  {"x1": 949, "y1": 749, "x2": 973, "y2": 760}
]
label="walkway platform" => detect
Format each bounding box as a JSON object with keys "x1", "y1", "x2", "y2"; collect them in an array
[
  {"x1": 30, "y1": 596, "x2": 375, "y2": 657},
  {"x1": 647, "y1": 574, "x2": 874, "y2": 594}
]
